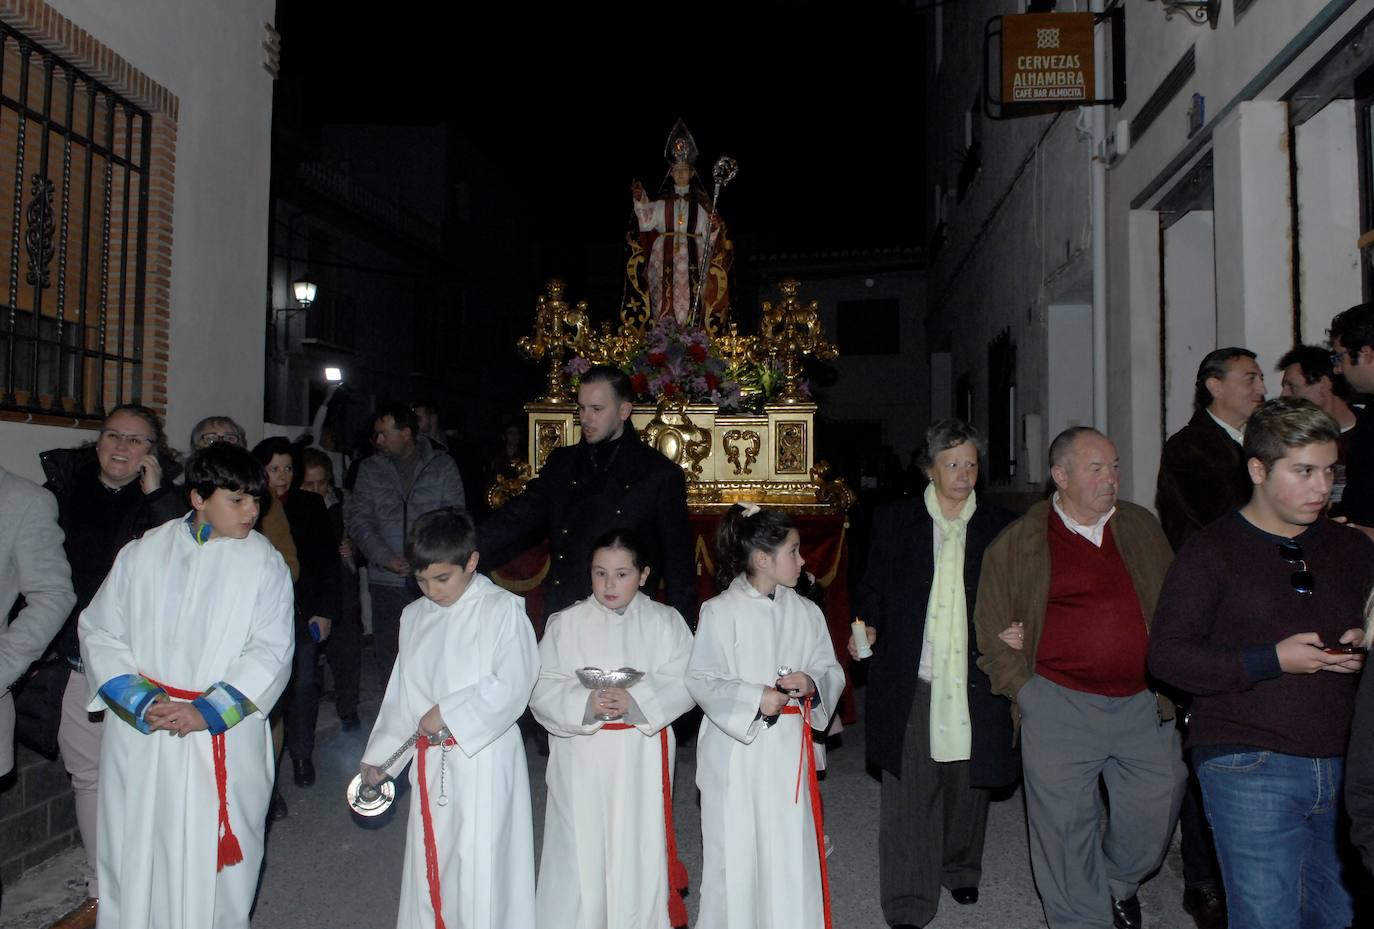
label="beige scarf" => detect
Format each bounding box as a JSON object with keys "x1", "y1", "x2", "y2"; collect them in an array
[{"x1": 924, "y1": 482, "x2": 975, "y2": 762}]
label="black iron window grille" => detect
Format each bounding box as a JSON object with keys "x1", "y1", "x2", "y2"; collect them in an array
[{"x1": 0, "y1": 21, "x2": 151, "y2": 421}]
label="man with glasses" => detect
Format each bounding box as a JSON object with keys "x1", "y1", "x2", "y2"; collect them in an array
[
  {"x1": 1150, "y1": 398, "x2": 1372, "y2": 929},
  {"x1": 1328, "y1": 304, "x2": 1374, "y2": 536}
]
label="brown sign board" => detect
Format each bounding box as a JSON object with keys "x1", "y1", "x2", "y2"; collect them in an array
[{"x1": 1001, "y1": 12, "x2": 1095, "y2": 105}]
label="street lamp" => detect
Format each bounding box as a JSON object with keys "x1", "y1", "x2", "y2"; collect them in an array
[
  {"x1": 324, "y1": 366, "x2": 343, "y2": 383},
  {"x1": 293, "y1": 278, "x2": 317, "y2": 308}
]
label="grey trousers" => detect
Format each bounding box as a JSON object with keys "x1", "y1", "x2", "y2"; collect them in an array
[
  {"x1": 1019, "y1": 675, "x2": 1186, "y2": 929},
  {"x1": 880, "y1": 680, "x2": 991, "y2": 928}
]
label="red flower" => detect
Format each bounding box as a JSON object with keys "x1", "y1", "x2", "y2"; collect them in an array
[
  {"x1": 630, "y1": 373, "x2": 650, "y2": 395},
  {"x1": 648, "y1": 352, "x2": 668, "y2": 366},
  {"x1": 662, "y1": 382, "x2": 679, "y2": 398},
  {"x1": 705, "y1": 373, "x2": 719, "y2": 390},
  {"x1": 687, "y1": 344, "x2": 707, "y2": 363}
]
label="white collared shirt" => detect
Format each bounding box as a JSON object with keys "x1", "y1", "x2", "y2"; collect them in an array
[
  {"x1": 1051, "y1": 492, "x2": 1115, "y2": 548},
  {"x1": 1207, "y1": 408, "x2": 1245, "y2": 445}
]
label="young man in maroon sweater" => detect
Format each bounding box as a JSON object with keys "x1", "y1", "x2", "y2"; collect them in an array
[
  {"x1": 1150, "y1": 397, "x2": 1372, "y2": 929},
  {"x1": 975, "y1": 427, "x2": 1184, "y2": 929}
]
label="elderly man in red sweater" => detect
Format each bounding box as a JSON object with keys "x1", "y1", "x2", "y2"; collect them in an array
[
  {"x1": 1151, "y1": 398, "x2": 1372, "y2": 929},
  {"x1": 975, "y1": 427, "x2": 1185, "y2": 929}
]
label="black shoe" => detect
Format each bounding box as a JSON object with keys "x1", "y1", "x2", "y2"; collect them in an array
[
  {"x1": 1112, "y1": 895, "x2": 1142, "y2": 929},
  {"x1": 268, "y1": 791, "x2": 289, "y2": 822},
  {"x1": 951, "y1": 887, "x2": 979, "y2": 905},
  {"x1": 292, "y1": 757, "x2": 316, "y2": 787},
  {"x1": 1182, "y1": 882, "x2": 1226, "y2": 929},
  {"x1": 339, "y1": 713, "x2": 361, "y2": 732}
]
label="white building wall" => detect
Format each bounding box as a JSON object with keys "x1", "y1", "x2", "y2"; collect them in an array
[
  {"x1": 927, "y1": 2, "x2": 1092, "y2": 498},
  {"x1": 931, "y1": 0, "x2": 1374, "y2": 505},
  {"x1": 0, "y1": 0, "x2": 275, "y2": 483},
  {"x1": 1107, "y1": 0, "x2": 1374, "y2": 502}
]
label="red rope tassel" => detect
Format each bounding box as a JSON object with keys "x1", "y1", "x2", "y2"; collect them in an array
[
  {"x1": 146, "y1": 677, "x2": 243, "y2": 872},
  {"x1": 660, "y1": 728, "x2": 689, "y2": 928},
  {"x1": 797, "y1": 698, "x2": 833, "y2": 929},
  {"x1": 416, "y1": 736, "x2": 456, "y2": 929},
  {"x1": 602, "y1": 722, "x2": 690, "y2": 927}
]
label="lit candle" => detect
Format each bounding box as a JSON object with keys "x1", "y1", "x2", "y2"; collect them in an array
[{"x1": 851, "y1": 618, "x2": 873, "y2": 659}]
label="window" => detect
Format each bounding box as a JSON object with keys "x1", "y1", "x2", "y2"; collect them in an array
[
  {"x1": 988, "y1": 329, "x2": 1017, "y2": 482},
  {"x1": 0, "y1": 23, "x2": 152, "y2": 421}
]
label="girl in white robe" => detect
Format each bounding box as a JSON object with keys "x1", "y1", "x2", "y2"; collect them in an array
[
  {"x1": 687, "y1": 504, "x2": 845, "y2": 929},
  {"x1": 360, "y1": 508, "x2": 539, "y2": 929},
  {"x1": 531, "y1": 528, "x2": 696, "y2": 929},
  {"x1": 78, "y1": 445, "x2": 296, "y2": 929}
]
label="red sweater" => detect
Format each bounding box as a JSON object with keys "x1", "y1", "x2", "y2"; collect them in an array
[{"x1": 1036, "y1": 513, "x2": 1149, "y2": 696}]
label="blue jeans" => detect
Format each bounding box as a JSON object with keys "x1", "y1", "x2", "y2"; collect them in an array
[{"x1": 1197, "y1": 751, "x2": 1353, "y2": 929}]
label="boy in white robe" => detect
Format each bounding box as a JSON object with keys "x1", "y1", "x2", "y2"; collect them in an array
[
  {"x1": 79, "y1": 443, "x2": 295, "y2": 929},
  {"x1": 687, "y1": 504, "x2": 845, "y2": 929},
  {"x1": 530, "y1": 528, "x2": 695, "y2": 929},
  {"x1": 360, "y1": 507, "x2": 538, "y2": 929}
]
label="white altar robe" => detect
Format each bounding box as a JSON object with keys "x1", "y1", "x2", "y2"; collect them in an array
[
  {"x1": 530, "y1": 594, "x2": 695, "y2": 929},
  {"x1": 79, "y1": 517, "x2": 294, "y2": 929},
  {"x1": 686, "y1": 576, "x2": 845, "y2": 929},
  {"x1": 362, "y1": 573, "x2": 539, "y2": 929}
]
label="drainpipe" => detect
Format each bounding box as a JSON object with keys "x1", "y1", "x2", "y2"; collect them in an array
[{"x1": 1090, "y1": 0, "x2": 1109, "y2": 430}]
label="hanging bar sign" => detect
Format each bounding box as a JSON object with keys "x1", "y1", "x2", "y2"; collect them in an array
[{"x1": 1001, "y1": 12, "x2": 1095, "y2": 103}]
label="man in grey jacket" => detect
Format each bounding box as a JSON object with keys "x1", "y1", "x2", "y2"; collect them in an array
[
  {"x1": 347, "y1": 402, "x2": 465, "y2": 679},
  {"x1": 0, "y1": 464, "x2": 76, "y2": 778}
]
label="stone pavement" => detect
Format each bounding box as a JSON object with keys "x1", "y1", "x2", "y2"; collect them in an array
[{"x1": 0, "y1": 677, "x2": 1197, "y2": 928}]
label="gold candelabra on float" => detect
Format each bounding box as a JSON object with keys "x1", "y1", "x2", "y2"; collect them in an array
[
  {"x1": 752, "y1": 278, "x2": 838, "y2": 404},
  {"x1": 517, "y1": 279, "x2": 591, "y2": 403}
]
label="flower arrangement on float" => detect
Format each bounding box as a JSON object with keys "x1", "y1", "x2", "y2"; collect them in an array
[{"x1": 564, "y1": 316, "x2": 808, "y2": 411}]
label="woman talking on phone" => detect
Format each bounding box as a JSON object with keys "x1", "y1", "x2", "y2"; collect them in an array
[{"x1": 38, "y1": 403, "x2": 184, "y2": 929}]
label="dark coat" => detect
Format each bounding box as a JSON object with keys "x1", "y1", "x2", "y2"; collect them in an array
[
  {"x1": 282, "y1": 490, "x2": 341, "y2": 643},
  {"x1": 478, "y1": 424, "x2": 695, "y2": 624},
  {"x1": 856, "y1": 495, "x2": 1019, "y2": 788},
  {"x1": 1156, "y1": 409, "x2": 1251, "y2": 551},
  {"x1": 40, "y1": 445, "x2": 185, "y2": 663}
]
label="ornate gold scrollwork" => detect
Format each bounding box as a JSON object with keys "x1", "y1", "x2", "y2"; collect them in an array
[
  {"x1": 753, "y1": 278, "x2": 838, "y2": 404},
  {"x1": 643, "y1": 398, "x2": 711, "y2": 480},
  {"x1": 810, "y1": 460, "x2": 857, "y2": 511},
  {"x1": 776, "y1": 420, "x2": 807, "y2": 474},
  {"x1": 535, "y1": 420, "x2": 566, "y2": 470},
  {"x1": 722, "y1": 429, "x2": 761, "y2": 475},
  {"x1": 519, "y1": 279, "x2": 591, "y2": 403},
  {"x1": 487, "y1": 459, "x2": 533, "y2": 510}
]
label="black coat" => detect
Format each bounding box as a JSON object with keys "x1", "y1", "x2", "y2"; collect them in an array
[
  {"x1": 40, "y1": 445, "x2": 185, "y2": 662},
  {"x1": 1156, "y1": 409, "x2": 1251, "y2": 552},
  {"x1": 478, "y1": 424, "x2": 695, "y2": 624},
  {"x1": 856, "y1": 495, "x2": 1019, "y2": 788},
  {"x1": 282, "y1": 490, "x2": 341, "y2": 643}
]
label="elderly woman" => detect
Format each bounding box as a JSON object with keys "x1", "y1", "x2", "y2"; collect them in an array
[{"x1": 854, "y1": 419, "x2": 1019, "y2": 929}]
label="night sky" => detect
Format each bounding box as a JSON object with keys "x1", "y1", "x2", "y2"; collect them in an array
[{"x1": 274, "y1": 2, "x2": 931, "y2": 261}]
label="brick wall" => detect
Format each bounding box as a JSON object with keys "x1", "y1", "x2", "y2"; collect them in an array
[
  {"x1": 0, "y1": 0, "x2": 177, "y2": 886},
  {"x1": 0, "y1": 745, "x2": 78, "y2": 887}
]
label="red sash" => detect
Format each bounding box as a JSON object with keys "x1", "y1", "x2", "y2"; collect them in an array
[
  {"x1": 600, "y1": 722, "x2": 690, "y2": 926},
  {"x1": 781, "y1": 701, "x2": 833, "y2": 929},
  {"x1": 144, "y1": 677, "x2": 243, "y2": 872},
  {"x1": 416, "y1": 734, "x2": 458, "y2": 929}
]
